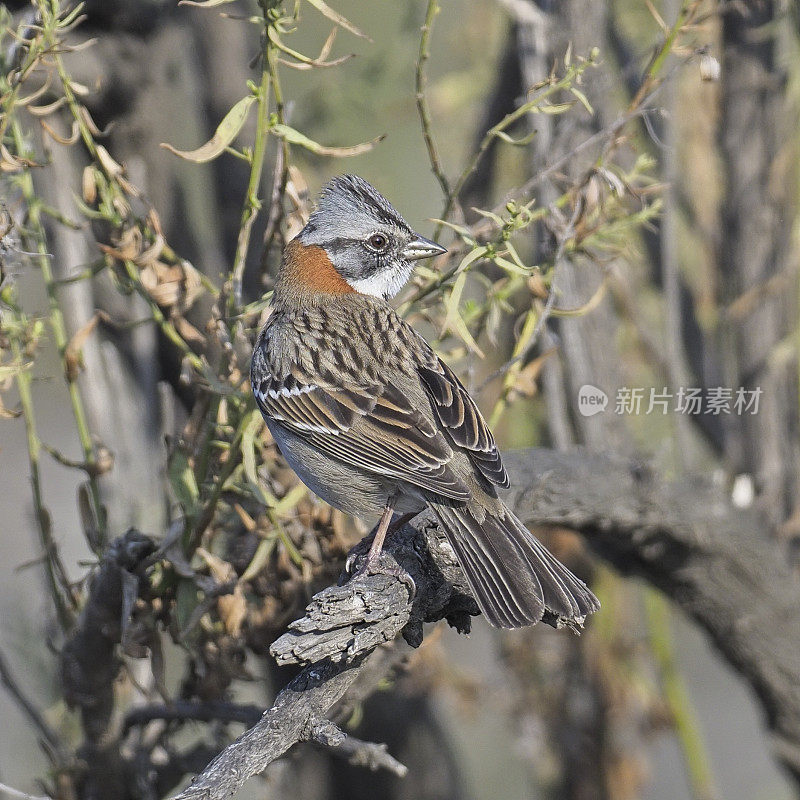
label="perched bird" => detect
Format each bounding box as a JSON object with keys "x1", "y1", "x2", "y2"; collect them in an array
[{"x1": 251, "y1": 175, "x2": 599, "y2": 628}]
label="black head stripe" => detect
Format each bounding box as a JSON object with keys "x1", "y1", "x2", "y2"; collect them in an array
[{"x1": 317, "y1": 175, "x2": 412, "y2": 233}]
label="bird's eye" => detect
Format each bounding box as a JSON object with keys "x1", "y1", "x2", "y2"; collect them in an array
[{"x1": 366, "y1": 233, "x2": 389, "y2": 252}]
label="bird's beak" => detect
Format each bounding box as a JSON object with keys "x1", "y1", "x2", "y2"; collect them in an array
[{"x1": 402, "y1": 235, "x2": 447, "y2": 261}]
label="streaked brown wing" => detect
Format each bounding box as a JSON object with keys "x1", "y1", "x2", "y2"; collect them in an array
[
  {"x1": 253, "y1": 369, "x2": 470, "y2": 502},
  {"x1": 418, "y1": 359, "x2": 509, "y2": 489}
]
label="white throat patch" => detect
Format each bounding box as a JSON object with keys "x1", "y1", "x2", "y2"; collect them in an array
[{"x1": 346, "y1": 263, "x2": 413, "y2": 300}]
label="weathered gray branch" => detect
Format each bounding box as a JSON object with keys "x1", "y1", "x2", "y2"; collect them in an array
[{"x1": 174, "y1": 448, "x2": 800, "y2": 800}]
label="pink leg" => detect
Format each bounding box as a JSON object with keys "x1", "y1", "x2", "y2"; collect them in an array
[
  {"x1": 365, "y1": 502, "x2": 396, "y2": 565},
  {"x1": 349, "y1": 498, "x2": 417, "y2": 596}
]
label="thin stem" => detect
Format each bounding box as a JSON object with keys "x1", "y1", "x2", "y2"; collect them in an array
[
  {"x1": 439, "y1": 58, "x2": 596, "y2": 236},
  {"x1": 260, "y1": 43, "x2": 290, "y2": 270},
  {"x1": 6, "y1": 308, "x2": 75, "y2": 631},
  {"x1": 230, "y1": 43, "x2": 272, "y2": 317},
  {"x1": 0, "y1": 646, "x2": 65, "y2": 759},
  {"x1": 9, "y1": 116, "x2": 106, "y2": 545},
  {"x1": 630, "y1": 0, "x2": 695, "y2": 111},
  {"x1": 645, "y1": 589, "x2": 720, "y2": 800},
  {"x1": 415, "y1": 0, "x2": 451, "y2": 211}
]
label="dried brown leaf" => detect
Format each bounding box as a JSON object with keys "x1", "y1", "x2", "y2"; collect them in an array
[
  {"x1": 95, "y1": 144, "x2": 124, "y2": 177},
  {"x1": 513, "y1": 347, "x2": 557, "y2": 398},
  {"x1": 133, "y1": 233, "x2": 165, "y2": 268},
  {"x1": 40, "y1": 118, "x2": 80, "y2": 146},
  {"x1": 303, "y1": 0, "x2": 370, "y2": 41},
  {"x1": 64, "y1": 313, "x2": 100, "y2": 382},
  {"x1": 196, "y1": 548, "x2": 246, "y2": 636},
  {"x1": 173, "y1": 315, "x2": 206, "y2": 346},
  {"x1": 82, "y1": 166, "x2": 97, "y2": 204},
  {"x1": 27, "y1": 97, "x2": 66, "y2": 116}
]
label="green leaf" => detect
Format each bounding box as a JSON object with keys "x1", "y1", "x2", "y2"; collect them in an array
[
  {"x1": 161, "y1": 95, "x2": 256, "y2": 163},
  {"x1": 443, "y1": 271, "x2": 484, "y2": 357},
  {"x1": 271, "y1": 123, "x2": 384, "y2": 157},
  {"x1": 175, "y1": 578, "x2": 201, "y2": 639},
  {"x1": 570, "y1": 87, "x2": 594, "y2": 114},
  {"x1": 178, "y1": 0, "x2": 237, "y2": 7},
  {"x1": 472, "y1": 208, "x2": 505, "y2": 226},
  {"x1": 456, "y1": 245, "x2": 489, "y2": 274},
  {"x1": 242, "y1": 410, "x2": 274, "y2": 506},
  {"x1": 429, "y1": 218, "x2": 475, "y2": 243},
  {"x1": 539, "y1": 102, "x2": 574, "y2": 115},
  {"x1": 492, "y1": 255, "x2": 530, "y2": 276},
  {"x1": 303, "y1": 0, "x2": 370, "y2": 40},
  {"x1": 168, "y1": 449, "x2": 200, "y2": 518},
  {"x1": 273, "y1": 483, "x2": 307, "y2": 514},
  {"x1": 504, "y1": 242, "x2": 527, "y2": 270},
  {"x1": 494, "y1": 129, "x2": 537, "y2": 146},
  {"x1": 240, "y1": 536, "x2": 278, "y2": 583}
]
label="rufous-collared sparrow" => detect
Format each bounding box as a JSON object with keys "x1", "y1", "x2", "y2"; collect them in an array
[{"x1": 251, "y1": 175, "x2": 599, "y2": 628}]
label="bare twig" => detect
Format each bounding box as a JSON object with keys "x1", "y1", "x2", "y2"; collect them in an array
[
  {"x1": 415, "y1": 0, "x2": 451, "y2": 210},
  {"x1": 312, "y1": 719, "x2": 408, "y2": 777},
  {"x1": 0, "y1": 648, "x2": 64, "y2": 759},
  {"x1": 172, "y1": 656, "x2": 370, "y2": 800},
  {"x1": 230, "y1": 21, "x2": 272, "y2": 316}
]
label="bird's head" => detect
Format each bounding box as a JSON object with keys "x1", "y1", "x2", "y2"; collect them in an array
[{"x1": 285, "y1": 174, "x2": 446, "y2": 300}]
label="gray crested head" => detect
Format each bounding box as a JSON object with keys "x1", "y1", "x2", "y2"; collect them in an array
[{"x1": 299, "y1": 174, "x2": 446, "y2": 300}]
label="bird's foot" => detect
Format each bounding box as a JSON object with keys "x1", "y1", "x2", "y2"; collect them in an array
[{"x1": 345, "y1": 550, "x2": 417, "y2": 600}]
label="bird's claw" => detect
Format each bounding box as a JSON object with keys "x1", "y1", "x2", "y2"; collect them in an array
[{"x1": 345, "y1": 551, "x2": 417, "y2": 600}]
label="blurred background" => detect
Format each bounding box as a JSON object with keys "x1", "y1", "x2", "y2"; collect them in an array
[{"x1": 1, "y1": 1, "x2": 799, "y2": 799}]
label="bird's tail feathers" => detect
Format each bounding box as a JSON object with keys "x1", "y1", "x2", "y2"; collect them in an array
[{"x1": 430, "y1": 503, "x2": 599, "y2": 629}]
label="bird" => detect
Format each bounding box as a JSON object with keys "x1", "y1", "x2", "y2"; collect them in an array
[{"x1": 251, "y1": 174, "x2": 599, "y2": 628}]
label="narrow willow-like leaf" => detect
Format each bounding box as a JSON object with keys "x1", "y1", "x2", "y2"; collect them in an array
[
  {"x1": 570, "y1": 86, "x2": 594, "y2": 114},
  {"x1": 492, "y1": 255, "x2": 530, "y2": 276},
  {"x1": 242, "y1": 410, "x2": 274, "y2": 506},
  {"x1": 168, "y1": 449, "x2": 200, "y2": 518},
  {"x1": 179, "y1": 0, "x2": 237, "y2": 7},
  {"x1": 161, "y1": 95, "x2": 256, "y2": 163},
  {"x1": 303, "y1": 0, "x2": 370, "y2": 40},
  {"x1": 273, "y1": 483, "x2": 307, "y2": 514},
  {"x1": 443, "y1": 271, "x2": 484, "y2": 357},
  {"x1": 539, "y1": 101, "x2": 574, "y2": 115},
  {"x1": 457, "y1": 245, "x2": 489, "y2": 273},
  {"x1": 494, "y1": 129, "x2": 537, "y2": 146},
  {"x1": 271, "y1": 123, "x2": 383, "y2": 157},
  {"x1": 240, "y1": 536, "x2": 278, "y2": 583}
]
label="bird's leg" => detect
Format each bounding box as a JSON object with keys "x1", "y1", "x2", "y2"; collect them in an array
[
  {"x1": 386, "y1": 511, "x2": 417, "y2": 537},
  {"x1": 364, "y1": 501, "x2": 396, "y2": 565},
  {"x1": 346, "y1": 497, "x2": 416, "y2": 596}
]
